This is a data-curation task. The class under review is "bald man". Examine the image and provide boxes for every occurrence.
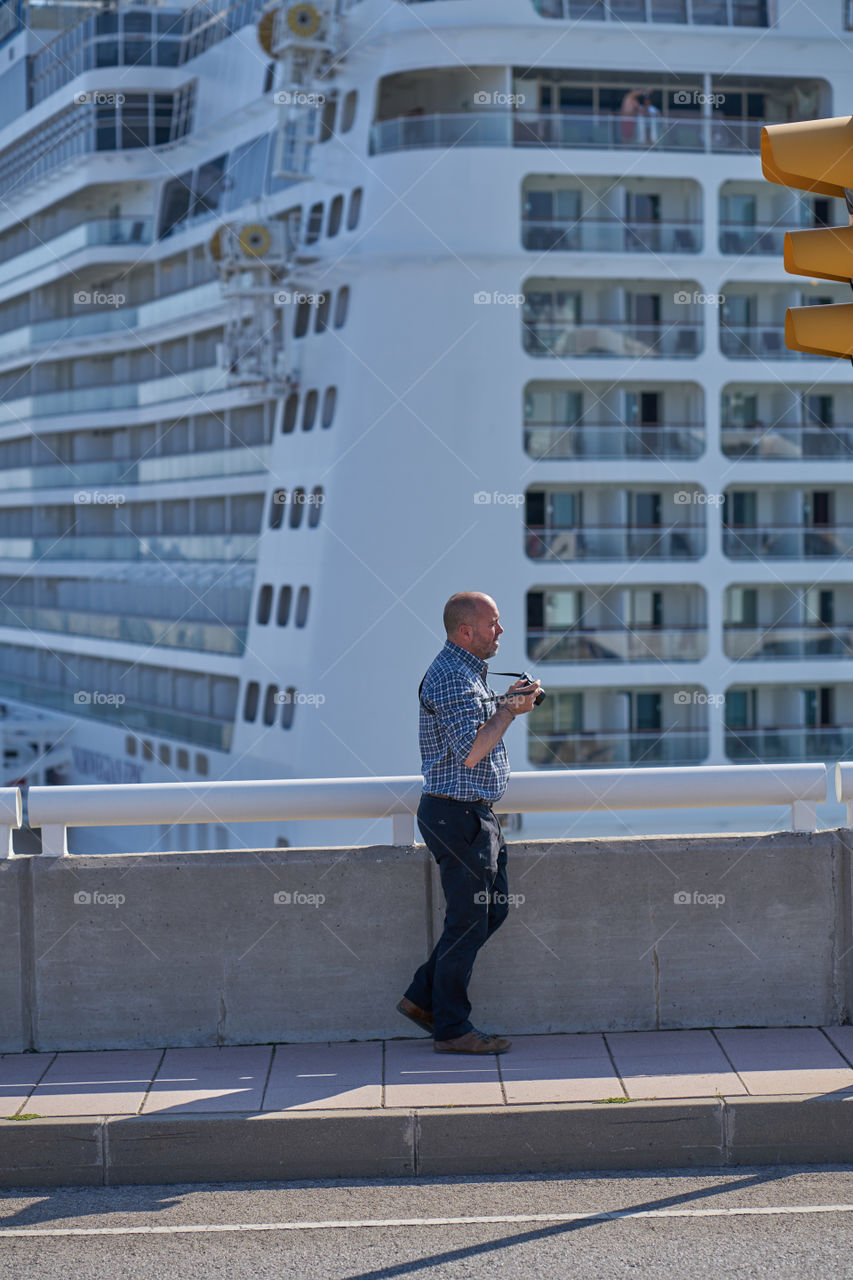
[398,592,541,1054]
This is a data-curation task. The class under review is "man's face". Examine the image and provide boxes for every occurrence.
[464,600,503,660]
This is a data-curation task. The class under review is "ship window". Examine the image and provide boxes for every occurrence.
[334,286,350,329]
[295,585,310,627]
[142,740,154,760]
[277,585,292,625]
[322,386,336,428]
[263,62,274,94]
[341,90,357,133]
[308,487,323,528]
[295,300,311,337]
[126,736,137,756]
[263,684,278,725]
[191,153,227,218]
[315,292,330,332]
[195,752,209,775]
[121,95,151,148]
[243,680,260,721]
[158,171,193,238]
[328,195,343,237]
[289,488,306,528]
[270,490,286,529]
[347,187,362,230]
[281,688,297,729]
[177,748,190,771]
[302,390,318,430]
[306,202,324,243]
[319,94,337,142]
[224,135,269,212]
[257,584,273,624]
[158,743,171,766]
[282,392,299,432]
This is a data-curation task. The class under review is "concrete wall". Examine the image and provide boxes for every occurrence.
[2,831,852,1052]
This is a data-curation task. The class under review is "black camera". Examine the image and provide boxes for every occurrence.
[519,670,547,706]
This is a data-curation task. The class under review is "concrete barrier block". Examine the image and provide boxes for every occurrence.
[0,861,24,1052]
[30,848,431,1049]
[416,1101,725,1174]
[105,1111,415,1184]
[0,1119,102,1187]
[725,1096,853,1166]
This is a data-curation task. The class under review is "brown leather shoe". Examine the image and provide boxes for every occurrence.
[434,1029,511,1054]
[397,997,434,1035]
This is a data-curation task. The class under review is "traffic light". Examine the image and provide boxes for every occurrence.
[761,115,853,359]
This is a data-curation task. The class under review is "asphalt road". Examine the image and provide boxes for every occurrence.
[2,1166,853,1279]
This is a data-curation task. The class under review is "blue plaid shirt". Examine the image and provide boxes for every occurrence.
[419,640,510,801]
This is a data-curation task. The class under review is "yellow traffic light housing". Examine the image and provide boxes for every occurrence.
[762,115,853,359]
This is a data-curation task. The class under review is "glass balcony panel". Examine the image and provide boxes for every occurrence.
[721,425,853,459]
[522,218,700,252]
[723,626,853,661]
[0,534,257,562]
[0,603,244,655]
[723,526,853,558]
[524,422,704,459]
[530,729,709,766]
[725,726,852,761]
[523,322,701,358]
[527,524,705,559]
[527,626,707,662]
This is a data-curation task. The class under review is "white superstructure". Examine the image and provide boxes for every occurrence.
[1,0,852,851]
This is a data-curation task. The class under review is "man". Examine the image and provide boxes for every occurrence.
[398,592,541,1055]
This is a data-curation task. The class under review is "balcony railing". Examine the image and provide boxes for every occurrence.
[523,322,701,358]
[721,424,853,459]
[724,625,853,661]
[525,422,704,459]
[0,445,270,492]
[522,218,701,254]
[719,224,787,255]
[527,625,707,663]
[530,728,709,767]
[370,112,762,156]
[723,525,853,559]
[527,524,706,560]
[0,534,257,562]
[0,603,245,655]
[0,367,228,424]
[533,0,769,23]
[721,325,803,359]
[726,726,853,762]
[0,217,154,290]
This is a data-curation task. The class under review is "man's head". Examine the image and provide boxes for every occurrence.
[443,592,503,660]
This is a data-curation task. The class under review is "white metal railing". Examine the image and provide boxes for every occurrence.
[10,763,829,856]
[835,763,853,827]
[0,789,22,856]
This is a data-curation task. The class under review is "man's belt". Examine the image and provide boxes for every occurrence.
[424,793,495,809]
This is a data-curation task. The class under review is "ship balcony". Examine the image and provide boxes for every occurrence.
[524,321,701,359]
[725,682,853,761]
[0,602,245,656]
[526,486,707,562]
[718,182,845,257]
[726,725,853,761]
[528,686,710,767]
[720,382,853,460]
[0,365,226,424]
[524,378,704,460]
[723,525,853,560]
[522,217,702,254]
[724,625,853,662]
[532,0,770,23]
[720,283,851,359]
[0,217,154,291]
[721,422,853,460]
[723,584,853,661]
[525,421,704,459]
[0,445,270,492]
[0,534,257,563]
[527,524,706,560]
[522,175,702,254]
[523,282,704,360]
[527,583,707,663]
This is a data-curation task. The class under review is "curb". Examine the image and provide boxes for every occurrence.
[2,1096,853,1186]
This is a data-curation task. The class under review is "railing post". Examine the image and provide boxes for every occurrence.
[392,812,415,846]
[791,801,817,833]
[0,788,22,858]
[40,824,69,857]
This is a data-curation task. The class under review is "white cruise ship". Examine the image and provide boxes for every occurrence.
[1,0,851,852]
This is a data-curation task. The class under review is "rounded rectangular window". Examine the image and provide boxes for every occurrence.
[289,488,306,528]
[142,740,154,761]
[177,748,190,770]
[322,386,336,428]
[126,736,137,756]
[282,391,299,433]
[277,584,293,626]
[295,301,311,338]
[308,486,323,528]
[158,743,171,766]
[263,684,278,725]
[256,583,273,624]
[295,585,310,627]
[315,292,330,333]
[347,188,362,230]
[269,489,286,528]
[281,687,297,729]
[319,95,336,142]
[306,201,324,243]
[328,194,343,237]
[243,680,260,721]
[302,389,318,430]
[334,286,350,329]
[195,752,209,775]
[341,90,357,133]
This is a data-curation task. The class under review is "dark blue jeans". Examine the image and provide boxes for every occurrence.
[404,793,509,1042]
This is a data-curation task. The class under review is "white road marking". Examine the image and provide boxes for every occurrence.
[3,1205,853,1237]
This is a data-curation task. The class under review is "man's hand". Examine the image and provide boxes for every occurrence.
[500,678,541,718]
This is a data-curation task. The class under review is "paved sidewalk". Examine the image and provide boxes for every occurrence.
[3,1028,853,1186]
[4,1027,853,1116]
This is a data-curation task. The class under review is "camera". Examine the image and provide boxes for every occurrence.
[518,670,546,706]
